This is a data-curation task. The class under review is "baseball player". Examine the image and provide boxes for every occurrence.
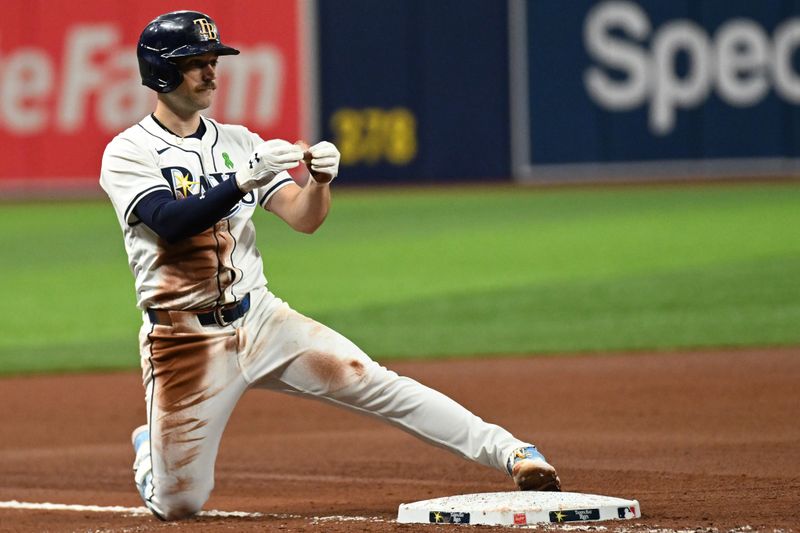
[100,10,560,521]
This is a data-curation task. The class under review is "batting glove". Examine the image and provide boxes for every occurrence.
[235,139,304,193]
[305,141,340,184]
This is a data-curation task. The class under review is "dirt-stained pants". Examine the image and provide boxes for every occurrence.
[136,287,528,520]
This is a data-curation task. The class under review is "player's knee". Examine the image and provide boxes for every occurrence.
[155,496,206,521]
[152,481,213,520]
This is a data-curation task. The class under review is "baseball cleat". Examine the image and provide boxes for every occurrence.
[132,425,149,454]
[507,446,561,491]
[131,425,153,502]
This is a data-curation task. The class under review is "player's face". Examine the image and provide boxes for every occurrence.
[166,53,220,113]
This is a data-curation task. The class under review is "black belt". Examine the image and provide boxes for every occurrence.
[147,293,251,327]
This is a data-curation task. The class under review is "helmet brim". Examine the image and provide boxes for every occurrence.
[163,42,240,59]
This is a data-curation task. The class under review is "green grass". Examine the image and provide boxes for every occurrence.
[1,183,799,374]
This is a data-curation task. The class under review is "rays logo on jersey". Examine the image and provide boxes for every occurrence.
[160,166,257,218]
[163,166,201,199]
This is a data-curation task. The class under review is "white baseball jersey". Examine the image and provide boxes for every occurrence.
[100,114,293,311]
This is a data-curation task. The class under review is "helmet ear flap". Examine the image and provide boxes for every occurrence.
[138,51,183,93]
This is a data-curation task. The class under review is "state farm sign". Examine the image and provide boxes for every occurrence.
[1,0,305,182]
[2,26,284,134]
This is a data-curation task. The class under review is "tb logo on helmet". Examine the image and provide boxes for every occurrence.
[193,18,217,41]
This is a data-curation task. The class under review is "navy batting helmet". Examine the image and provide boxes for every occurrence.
[137,10,240,93]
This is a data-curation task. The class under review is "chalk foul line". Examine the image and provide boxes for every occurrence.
[0,500,266,519]
[0,500,388,523]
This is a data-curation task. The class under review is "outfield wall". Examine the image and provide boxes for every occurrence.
[2,1,800,194]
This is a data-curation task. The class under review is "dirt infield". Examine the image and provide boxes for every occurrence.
[0,349,798,532]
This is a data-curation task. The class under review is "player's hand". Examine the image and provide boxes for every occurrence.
[303,141,340,184]
[235,139,304,193]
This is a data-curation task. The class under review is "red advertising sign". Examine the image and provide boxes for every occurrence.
[1,0,308,187]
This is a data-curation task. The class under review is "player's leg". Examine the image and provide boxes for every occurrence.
[240,293,559,489]
[132,315,249,520]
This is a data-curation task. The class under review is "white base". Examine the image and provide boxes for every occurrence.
[397,491,640,526]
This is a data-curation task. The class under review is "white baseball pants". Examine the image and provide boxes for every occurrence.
[135,287,528,520]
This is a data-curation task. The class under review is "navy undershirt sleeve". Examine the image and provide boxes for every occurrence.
[134,177,246,243]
